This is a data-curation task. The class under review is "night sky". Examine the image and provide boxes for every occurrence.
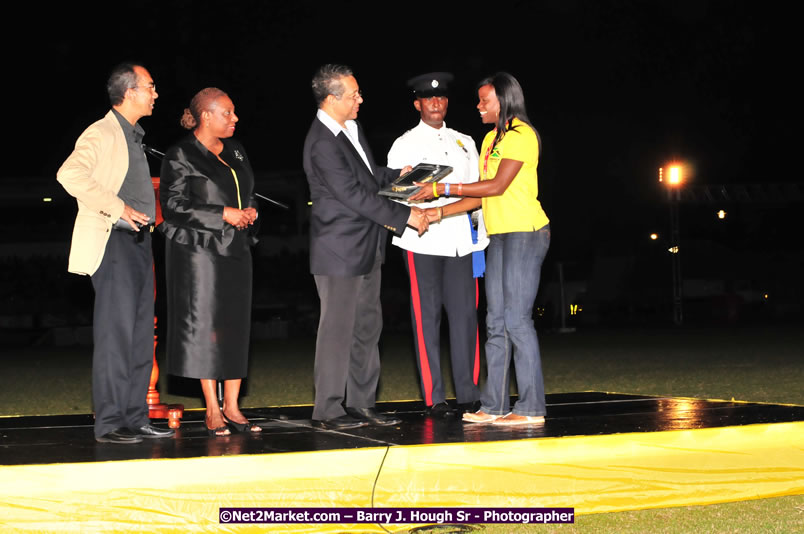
[7,1,799,262]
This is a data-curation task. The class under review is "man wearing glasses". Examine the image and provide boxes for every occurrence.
[303,64,429,429]
[57,62,174,444]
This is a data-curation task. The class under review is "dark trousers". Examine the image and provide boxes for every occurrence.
[312,250,383,421]
[90,229,154,438]
[404,250,480,406]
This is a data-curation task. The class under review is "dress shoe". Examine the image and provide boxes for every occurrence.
[96,428,143,444]
[312,415,369,430]
[130,423,175,439]
[426,402,455,418]
[346,407,402,426]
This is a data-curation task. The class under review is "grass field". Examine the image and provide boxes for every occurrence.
[3,325,800,414]
[1,324,802,533]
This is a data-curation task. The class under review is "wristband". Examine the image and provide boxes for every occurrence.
[433,182,439,198]
[457,183,463,196]
[445,183,451,197]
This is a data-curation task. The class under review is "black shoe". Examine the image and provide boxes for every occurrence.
[222,414,262,434]
[312,414,369,430]
[96,428,143,444]
[130,423,175,439]
[457,400,481,415]
[427,402,455,418]
[346,407,402,426]
[207,425,231,437]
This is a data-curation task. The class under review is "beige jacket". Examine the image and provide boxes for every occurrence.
[57,110,128,276]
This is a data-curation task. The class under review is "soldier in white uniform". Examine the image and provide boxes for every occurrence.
[388,72,488,417]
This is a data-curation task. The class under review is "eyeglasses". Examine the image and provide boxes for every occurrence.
[133,83,157,93]
[340,90,362,102]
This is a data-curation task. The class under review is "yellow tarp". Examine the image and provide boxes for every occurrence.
[1,421,802,532]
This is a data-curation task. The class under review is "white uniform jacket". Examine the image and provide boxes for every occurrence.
[387,120,488,257]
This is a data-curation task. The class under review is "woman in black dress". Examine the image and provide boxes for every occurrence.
[160,88,260,436]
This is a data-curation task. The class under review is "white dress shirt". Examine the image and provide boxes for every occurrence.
[316,109,372,174]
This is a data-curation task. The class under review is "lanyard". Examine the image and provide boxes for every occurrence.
[217,153,243,209]
[230,168,242,209]
[482,128,497,179]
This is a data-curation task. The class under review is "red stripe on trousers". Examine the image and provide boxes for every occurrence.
[473,277,480,385]
[407,250,434,405]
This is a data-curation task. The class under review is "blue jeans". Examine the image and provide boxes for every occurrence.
[480,227,550,416]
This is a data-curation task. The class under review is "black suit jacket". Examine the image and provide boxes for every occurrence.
[303,117,409,276]
[159,135,258,257]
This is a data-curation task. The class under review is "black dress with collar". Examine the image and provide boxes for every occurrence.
[159,135,258,379]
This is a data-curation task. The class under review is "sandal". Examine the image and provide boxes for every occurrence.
[206,425,231,437]
[223,414,262,433]
[462,410,506,423]
[491,413,545,426]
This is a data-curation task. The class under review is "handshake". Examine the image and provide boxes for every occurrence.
[397,166,446,236]
[405,206,445,236]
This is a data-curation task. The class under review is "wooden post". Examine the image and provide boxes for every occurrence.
[148,177,183,428]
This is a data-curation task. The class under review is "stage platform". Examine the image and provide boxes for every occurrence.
[2,392,803,532]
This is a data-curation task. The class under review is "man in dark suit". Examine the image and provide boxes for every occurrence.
[303,64,429,429]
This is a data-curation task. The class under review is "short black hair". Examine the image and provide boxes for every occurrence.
[311,64,353,106]
[106,62,142,106]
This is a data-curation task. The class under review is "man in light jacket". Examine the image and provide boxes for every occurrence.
[57,62,173,444]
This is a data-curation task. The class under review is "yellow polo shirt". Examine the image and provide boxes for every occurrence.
[480,118,549,234]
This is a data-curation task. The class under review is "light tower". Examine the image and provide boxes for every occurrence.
[659,164,684,325]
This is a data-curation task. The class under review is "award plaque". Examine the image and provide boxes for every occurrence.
[378,163,453,200]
